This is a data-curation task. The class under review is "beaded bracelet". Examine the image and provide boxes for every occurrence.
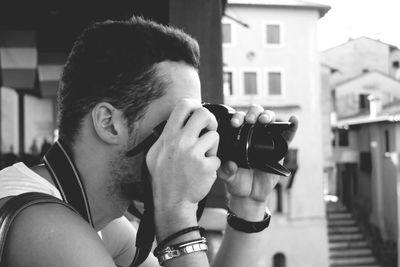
[154,226,205,256]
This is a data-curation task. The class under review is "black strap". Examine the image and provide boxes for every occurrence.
[43,140,94,227]
[42,140,149,266]
[0,192,79,265]
[42,139,207,267]
[130,164,155,266]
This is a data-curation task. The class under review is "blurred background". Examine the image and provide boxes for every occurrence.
[1,0,399,266]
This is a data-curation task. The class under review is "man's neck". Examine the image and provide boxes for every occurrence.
[72,142,129,230]
[34,142,129,231]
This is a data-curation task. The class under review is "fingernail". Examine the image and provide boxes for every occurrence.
[247,114,255,122]
[231,118,240,126]
[262,114,270,121]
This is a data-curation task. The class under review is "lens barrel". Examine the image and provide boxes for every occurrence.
[203,104,292,177]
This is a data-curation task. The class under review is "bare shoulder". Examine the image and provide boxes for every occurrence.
[2,202,115,267]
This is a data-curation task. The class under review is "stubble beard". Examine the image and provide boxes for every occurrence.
[108,148,145,204]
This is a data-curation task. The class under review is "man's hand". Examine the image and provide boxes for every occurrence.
[146,99,221,239]
[217,104,298,220]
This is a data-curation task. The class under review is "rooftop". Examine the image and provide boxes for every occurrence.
[334,70,400,88]
[228,0,331,17]
[336,101,400,128]
[321,36,399,53]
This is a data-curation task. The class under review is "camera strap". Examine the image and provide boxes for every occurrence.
[130,164,155,266]
[43,139,206,267]
[42,140,156,266]
[43,140,94,227]
[43,140,148,266]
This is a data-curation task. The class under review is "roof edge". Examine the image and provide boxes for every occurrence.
[227,1,331,18]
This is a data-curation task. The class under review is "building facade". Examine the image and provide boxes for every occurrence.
[334,105,400,266]
[334,71,400,118]
[222,1,330,266]
[322,37,400,266]
[321,36,400,86]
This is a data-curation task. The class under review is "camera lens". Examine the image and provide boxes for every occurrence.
[203,104,292,176]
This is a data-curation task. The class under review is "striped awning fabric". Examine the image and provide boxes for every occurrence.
[38,52,65,97]
[0,31,65,97]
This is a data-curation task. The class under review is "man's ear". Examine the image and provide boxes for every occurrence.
[91,102,126,145]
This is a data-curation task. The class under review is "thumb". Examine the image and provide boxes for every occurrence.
[217,161,238,182]
[282,115,299,144]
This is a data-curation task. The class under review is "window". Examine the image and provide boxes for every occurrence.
[273,253,286,267]
[338,130,349,147]
[222,19,235,46]
[275,184,282,213]
[266,25,280,44]
[243,72,257,95]
[264,23,282,46]
[223,71,233,96]
[222,23,232,44]
[359,94,369,110]
[385,130,390,153]
[268,72,282,96]
[360,152,372,172]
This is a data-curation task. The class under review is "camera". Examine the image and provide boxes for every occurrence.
[126,103,293,176]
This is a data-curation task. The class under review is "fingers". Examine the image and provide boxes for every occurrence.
[217,161,238,181]
[282,115,299,143]
[204,156,222,176]
[230,104,276,128]
[230,111,246,127]
[184,107,218,137]
[164,98,201,135]
[245,104,264,123]
[258,110,276,124]
[165,99,218,140]
[196,130,220,157]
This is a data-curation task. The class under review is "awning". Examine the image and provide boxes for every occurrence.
[0,30,37,90]
[0,31,64,97]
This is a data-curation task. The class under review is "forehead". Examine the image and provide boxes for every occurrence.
[138,61,201,138]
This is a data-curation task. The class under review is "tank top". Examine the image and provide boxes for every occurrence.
[0,162,62,200]
[0,162,137,265]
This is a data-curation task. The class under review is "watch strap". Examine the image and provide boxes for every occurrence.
[227,208,271,233]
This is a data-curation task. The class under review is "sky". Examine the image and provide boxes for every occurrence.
[314,0,400,51]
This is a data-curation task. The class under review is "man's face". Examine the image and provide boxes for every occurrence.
[136,60,202,143]
[114,60,201,201]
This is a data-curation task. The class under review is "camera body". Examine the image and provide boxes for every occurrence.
[203,104,292,176]
[127,103,292,176]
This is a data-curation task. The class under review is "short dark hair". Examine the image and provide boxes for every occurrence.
[58,17,200,144]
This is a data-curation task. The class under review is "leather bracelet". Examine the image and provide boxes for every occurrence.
[154,226,205,257]
[227,208,271,233]
[157,238,208,265]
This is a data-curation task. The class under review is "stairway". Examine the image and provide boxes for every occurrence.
[327,202,381,267]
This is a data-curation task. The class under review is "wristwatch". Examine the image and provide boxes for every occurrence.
[227,208,271,233]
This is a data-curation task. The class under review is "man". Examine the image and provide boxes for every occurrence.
[0,17,298,266]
